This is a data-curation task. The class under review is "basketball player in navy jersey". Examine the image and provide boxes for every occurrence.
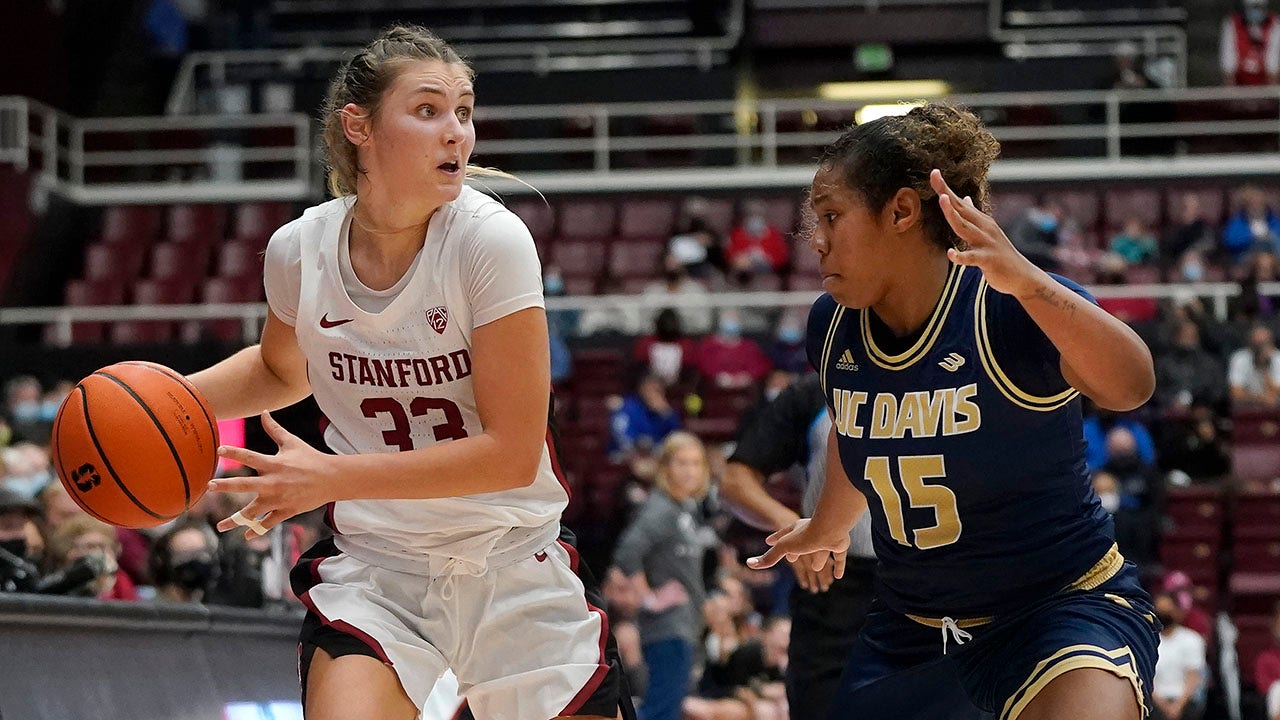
[747,104,1160,720]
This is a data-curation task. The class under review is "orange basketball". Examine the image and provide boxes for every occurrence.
[51,361,219,528]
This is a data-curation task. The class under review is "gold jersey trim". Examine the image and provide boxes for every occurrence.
[973,278,1079,412]
[860,264,966,371]
[903,544,1124,630]
[1001,643,1145,720]
[819,303,848,397]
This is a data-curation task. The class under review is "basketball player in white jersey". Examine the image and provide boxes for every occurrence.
[187,25,626,720]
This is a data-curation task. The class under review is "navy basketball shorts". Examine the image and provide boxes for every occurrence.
[830,564,1160,720]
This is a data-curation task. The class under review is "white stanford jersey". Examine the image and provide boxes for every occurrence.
[265,188,566,573]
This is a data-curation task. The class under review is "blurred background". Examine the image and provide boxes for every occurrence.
[2,1,1280,719]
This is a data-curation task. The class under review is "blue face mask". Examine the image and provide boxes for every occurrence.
[1183,264,1204,282]
[4,472,50,500]
[778,326,803,345]
[10,402,39,423]
[1247,7,1268,24]
[39,401,59,422]
[544,275,565,295]
[719,321,742,339]
[1036,215,1059,233]
[746,217,767,235]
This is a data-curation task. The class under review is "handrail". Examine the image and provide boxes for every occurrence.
[9,84,1280,203]
[5,283,1276,347]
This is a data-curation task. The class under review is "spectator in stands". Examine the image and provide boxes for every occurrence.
[543,263,579,337]
[545,267,574,384]
[1161,571,1212,639]
[148,520,220,604]
[1232,250,1280,323]
[1156,320,1228,411]
[1160,403,1231,481]
[1162,196,1216,271]
[1083,403,1156,472]
[696,311,773,389]
[1172,249,1209,285]
[634,309,698,389]
[1008,199,1064,271]
[46,515,137,600]
[1223,186,1280,262]
[610,374,683,462]
[1151,591,1207,720]
[1229,322,1280,407]
[0,488,42,593]
[1100,427,1160,567]
[4,376,53,445]
[1110,218,1158,265]
[767,311,809,376]
[686,616,791,720]
[0,442,53,500]
[641,264,714,336]
[1254,600,1280,720]
[727,200,789,280]
[612,432,718,720]
[1222,0,1280,86]
[667,208,726,284]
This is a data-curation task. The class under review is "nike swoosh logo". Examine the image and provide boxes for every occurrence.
[319,313,354,328]
[535,551,548,562]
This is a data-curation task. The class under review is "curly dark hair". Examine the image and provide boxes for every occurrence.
[805,103,1001,250]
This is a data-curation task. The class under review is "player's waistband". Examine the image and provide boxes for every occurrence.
[904,543,1124,629]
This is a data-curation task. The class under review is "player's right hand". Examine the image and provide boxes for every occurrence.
[746,518,849,580]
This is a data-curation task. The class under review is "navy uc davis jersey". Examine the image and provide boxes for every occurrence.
[806,264,1116,620]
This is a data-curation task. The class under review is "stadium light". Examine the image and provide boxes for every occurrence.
[817,80,950,102]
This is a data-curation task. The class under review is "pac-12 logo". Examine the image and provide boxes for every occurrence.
[425,306,449,334]
[71,463,101,492]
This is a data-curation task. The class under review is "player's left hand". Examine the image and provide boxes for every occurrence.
[209,412,336,539]
[930,169,1046,298]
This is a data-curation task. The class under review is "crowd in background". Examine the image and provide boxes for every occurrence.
[8,181,1280,718]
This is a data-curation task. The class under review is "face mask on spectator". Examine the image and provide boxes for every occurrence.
[0,538,27,559]
[1098,492,1120,514]
[718,319,742,340]
[1247,7,1267,24]
[1182,262,1203,282]
[746,216,767,235]
[544,273,565,296]
[171,557,218,592]
[3,472,50,500]
[1031,210,1058,233]
[10,402,39,423]
[777,325,803,345]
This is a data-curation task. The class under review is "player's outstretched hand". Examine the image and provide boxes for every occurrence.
[930,169,1045,298]
[209,412,336,539]
[746,518,850,580]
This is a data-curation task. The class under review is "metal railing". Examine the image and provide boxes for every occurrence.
[0,96,312,205]
[3,282,1275,348]
[8,84,1280,202]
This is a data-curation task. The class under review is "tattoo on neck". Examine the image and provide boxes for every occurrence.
[1032,284,1077,316]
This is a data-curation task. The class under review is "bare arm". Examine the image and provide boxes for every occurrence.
[1016,273,1156,411]
[720,461,801,532]
[931,170,1154,411]
[188,310,311,420]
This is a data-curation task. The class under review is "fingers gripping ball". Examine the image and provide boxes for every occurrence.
[51,362,219,528]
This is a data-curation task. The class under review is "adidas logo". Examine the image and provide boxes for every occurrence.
[938,352,966,372]
[836,349,860,372]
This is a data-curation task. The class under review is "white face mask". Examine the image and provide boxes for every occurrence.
[1099,492,1121,513]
